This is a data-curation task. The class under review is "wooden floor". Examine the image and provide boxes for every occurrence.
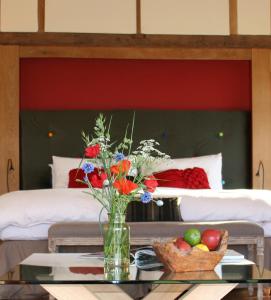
[223,287,271,299]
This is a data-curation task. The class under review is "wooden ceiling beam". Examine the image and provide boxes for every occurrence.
[0,32,271,48]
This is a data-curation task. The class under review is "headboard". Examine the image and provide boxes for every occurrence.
[20,110,251,190]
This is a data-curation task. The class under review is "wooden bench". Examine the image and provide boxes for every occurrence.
[48,220,264,269]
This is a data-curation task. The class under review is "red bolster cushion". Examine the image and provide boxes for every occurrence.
[153,167,210,189]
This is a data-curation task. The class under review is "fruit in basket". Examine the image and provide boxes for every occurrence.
[201,229,221,250]
[195,243,209,251]
[184,228,201,246]
[152,230,228,272]
[175,237,192,253]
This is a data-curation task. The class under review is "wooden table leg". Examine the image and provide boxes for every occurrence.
[179,283,238,300]
[142,284,191,300]
[42,283,239,300]
[41,284,133,300]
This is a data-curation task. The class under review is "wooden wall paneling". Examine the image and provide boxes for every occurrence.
[252,49,271,189]
[0,46,19,195]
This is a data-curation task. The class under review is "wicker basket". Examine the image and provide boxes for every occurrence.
[152,230,228,272]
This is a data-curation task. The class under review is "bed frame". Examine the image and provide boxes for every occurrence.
[20,110,251,190]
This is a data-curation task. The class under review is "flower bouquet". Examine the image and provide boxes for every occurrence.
[80,114,169,279]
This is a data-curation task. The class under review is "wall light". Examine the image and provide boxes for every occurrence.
[255,160,265,189]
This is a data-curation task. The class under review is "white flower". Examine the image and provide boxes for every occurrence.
[103,180,109,187]
[156,200,164,207]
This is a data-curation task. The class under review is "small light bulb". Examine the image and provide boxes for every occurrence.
[48,131,54,138]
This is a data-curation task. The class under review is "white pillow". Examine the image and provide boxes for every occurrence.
[51,155,137,188]
[146,153,223,190]
[52,156,87,188]
[48,164,55,187]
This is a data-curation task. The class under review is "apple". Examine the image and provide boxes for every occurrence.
[201,229,221,251]
[175,237,192,253]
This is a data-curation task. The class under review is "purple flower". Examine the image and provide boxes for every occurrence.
[140,191,152,204]
[82,162,94,174]
[114,152,125,162]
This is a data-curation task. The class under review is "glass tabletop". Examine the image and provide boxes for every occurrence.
[1,253,271,285]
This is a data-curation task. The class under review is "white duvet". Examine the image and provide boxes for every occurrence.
[1,187,271,240]
[0,188,106,240]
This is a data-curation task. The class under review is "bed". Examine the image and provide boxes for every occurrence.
[3,109,271,280]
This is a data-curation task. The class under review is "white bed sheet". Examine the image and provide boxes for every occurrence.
[0,224,49,240]
[178,188,271,223]
[1,187,271,240]
[0,188,107,237]
[260,222,271,237]
[4,221,271,241]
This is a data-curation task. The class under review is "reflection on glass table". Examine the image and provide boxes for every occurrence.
[0,253,270,300]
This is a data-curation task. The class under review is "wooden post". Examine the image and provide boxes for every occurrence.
[38,0,45,32]
[252,49,271,189]
[0,46,19,195]
[229,0,238,35]
[136,0,141,34]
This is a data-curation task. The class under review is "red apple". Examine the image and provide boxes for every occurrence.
[175,237,192,253]
[201,229,221,251]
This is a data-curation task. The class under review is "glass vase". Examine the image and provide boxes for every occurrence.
[103,213,130,280]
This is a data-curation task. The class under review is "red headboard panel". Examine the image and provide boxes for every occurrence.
[20,58,251,111]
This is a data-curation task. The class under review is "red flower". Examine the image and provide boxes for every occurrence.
[85,144,100,158]
[144,175,158,192]
[90,169,107,188]
[113,178,138,195]
[111,160,131,175]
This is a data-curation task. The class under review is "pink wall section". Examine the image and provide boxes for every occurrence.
[20,58,251,111]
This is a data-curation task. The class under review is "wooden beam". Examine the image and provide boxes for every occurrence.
[252,49,271,189]
[229,0,238,35]
[0,0,1,32]
[1,32,271,48]
[19,46,251,60]
[136,0,141,34]
[0,46,19,195]
[38,0,45,32]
